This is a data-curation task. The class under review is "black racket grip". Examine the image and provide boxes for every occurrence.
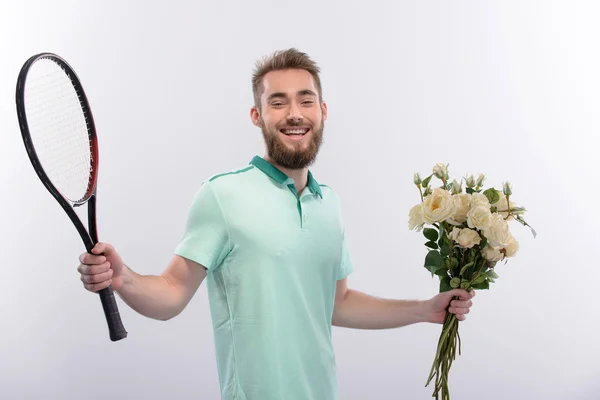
[98,285,128,341]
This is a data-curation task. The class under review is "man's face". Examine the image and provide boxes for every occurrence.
[251,69,327,170]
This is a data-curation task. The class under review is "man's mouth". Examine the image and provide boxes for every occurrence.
[280,127,310,136]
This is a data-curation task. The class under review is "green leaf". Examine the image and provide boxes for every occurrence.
[483,188,500,204]
[471,280,490,290]
[440,244,451,257]
[466,187,475,194]
[459,262,475,276]
[440,276,452,293]
[424,251,442,274]
[460,281,470,290]
[437,223,446,246]
[515,215,538,238]
[424,241,438,249]
[486,269,499,279]
[468,248,476,262]
[422,174,433,188]
[479,236,488,250]
[450,277,461,288]
[481,263,490,274]
[472,275,487,285]
[434,267,449,277]
[423,228,438,242]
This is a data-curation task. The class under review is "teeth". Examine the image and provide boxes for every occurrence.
[282,129,308,135]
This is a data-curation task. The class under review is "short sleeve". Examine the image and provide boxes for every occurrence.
[174,181,231,271]
[337,230,354,280]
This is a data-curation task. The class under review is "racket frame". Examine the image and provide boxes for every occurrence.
[15,52,128,342]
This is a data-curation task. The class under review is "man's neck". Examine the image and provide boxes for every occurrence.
[264,155,309,195]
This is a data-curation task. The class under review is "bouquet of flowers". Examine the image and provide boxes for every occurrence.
[408,163,536,400]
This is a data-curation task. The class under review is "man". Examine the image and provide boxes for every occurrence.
[77,48,474,400]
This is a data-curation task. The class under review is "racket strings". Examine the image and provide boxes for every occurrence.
[23,59,94,203]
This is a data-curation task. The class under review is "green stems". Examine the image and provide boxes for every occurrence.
[426,310,461,400]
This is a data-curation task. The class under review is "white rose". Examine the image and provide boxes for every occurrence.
[408,204,424,231]
[451,179,462,194]
[448,227,461,242]
[432,163,448,179]
[476,173,486,187]
[504,234,519,257]
[481,245,504,262]
[466,205,493,230]
[453,228,481,248]
[413,173,422,185]
[421,188,455,224]
[447,193,471,225]
[470,192,490,208]
[465,174,476,188]
[483,213,512,248]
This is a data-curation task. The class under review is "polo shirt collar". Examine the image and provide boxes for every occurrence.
[250,155,323,198]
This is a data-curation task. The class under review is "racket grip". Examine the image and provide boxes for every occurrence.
[98,285,128,341]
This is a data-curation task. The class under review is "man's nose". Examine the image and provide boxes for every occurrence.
[287,103,303,123]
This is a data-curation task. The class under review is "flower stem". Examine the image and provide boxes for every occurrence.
[469,257,488,284]
[426,304,462,399]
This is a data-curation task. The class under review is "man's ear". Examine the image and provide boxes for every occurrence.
[321,100,328,121]
[250,106,261,127]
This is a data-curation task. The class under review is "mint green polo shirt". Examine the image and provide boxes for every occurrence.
[174,156,353,400]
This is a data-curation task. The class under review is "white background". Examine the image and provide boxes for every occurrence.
[1,1,598,399]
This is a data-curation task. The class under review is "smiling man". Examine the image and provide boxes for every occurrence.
[76,48,475,400]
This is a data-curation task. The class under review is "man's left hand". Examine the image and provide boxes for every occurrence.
[426,289,476,324]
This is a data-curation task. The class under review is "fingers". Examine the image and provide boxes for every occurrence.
[454,313,467,321]
[78,244,113,292]
[77,258,110,274]
[448,298,473,320]
[457,289,475,300]
[451,299,473,309]
[80,265,113,284]
[91,242,114,256]
[449,306,470,315]
[79,252,106,266]
[80,263,112,293]
[83,279,112,293]
[448,305,469,321]
[448,288,475,301]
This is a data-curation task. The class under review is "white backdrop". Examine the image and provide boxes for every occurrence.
[1,1,598,399]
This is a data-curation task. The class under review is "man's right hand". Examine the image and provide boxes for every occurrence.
[78,243,125,292]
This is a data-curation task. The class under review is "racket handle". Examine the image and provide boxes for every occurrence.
[98,286,128,341]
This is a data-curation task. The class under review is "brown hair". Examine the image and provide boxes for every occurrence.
[252,48,323,110]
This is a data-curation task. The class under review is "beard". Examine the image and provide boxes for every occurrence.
[260,119,324,170]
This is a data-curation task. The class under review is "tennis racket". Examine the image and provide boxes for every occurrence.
[15,52,128,342]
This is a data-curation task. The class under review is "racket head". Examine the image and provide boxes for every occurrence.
[15,53,128,342]
[15,52,99,208]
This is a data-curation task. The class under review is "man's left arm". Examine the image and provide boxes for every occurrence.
[332,278,475,329]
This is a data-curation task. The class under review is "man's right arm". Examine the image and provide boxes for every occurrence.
[78,180,227,321]
[78,243,207,321]
[117,255,207,321]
